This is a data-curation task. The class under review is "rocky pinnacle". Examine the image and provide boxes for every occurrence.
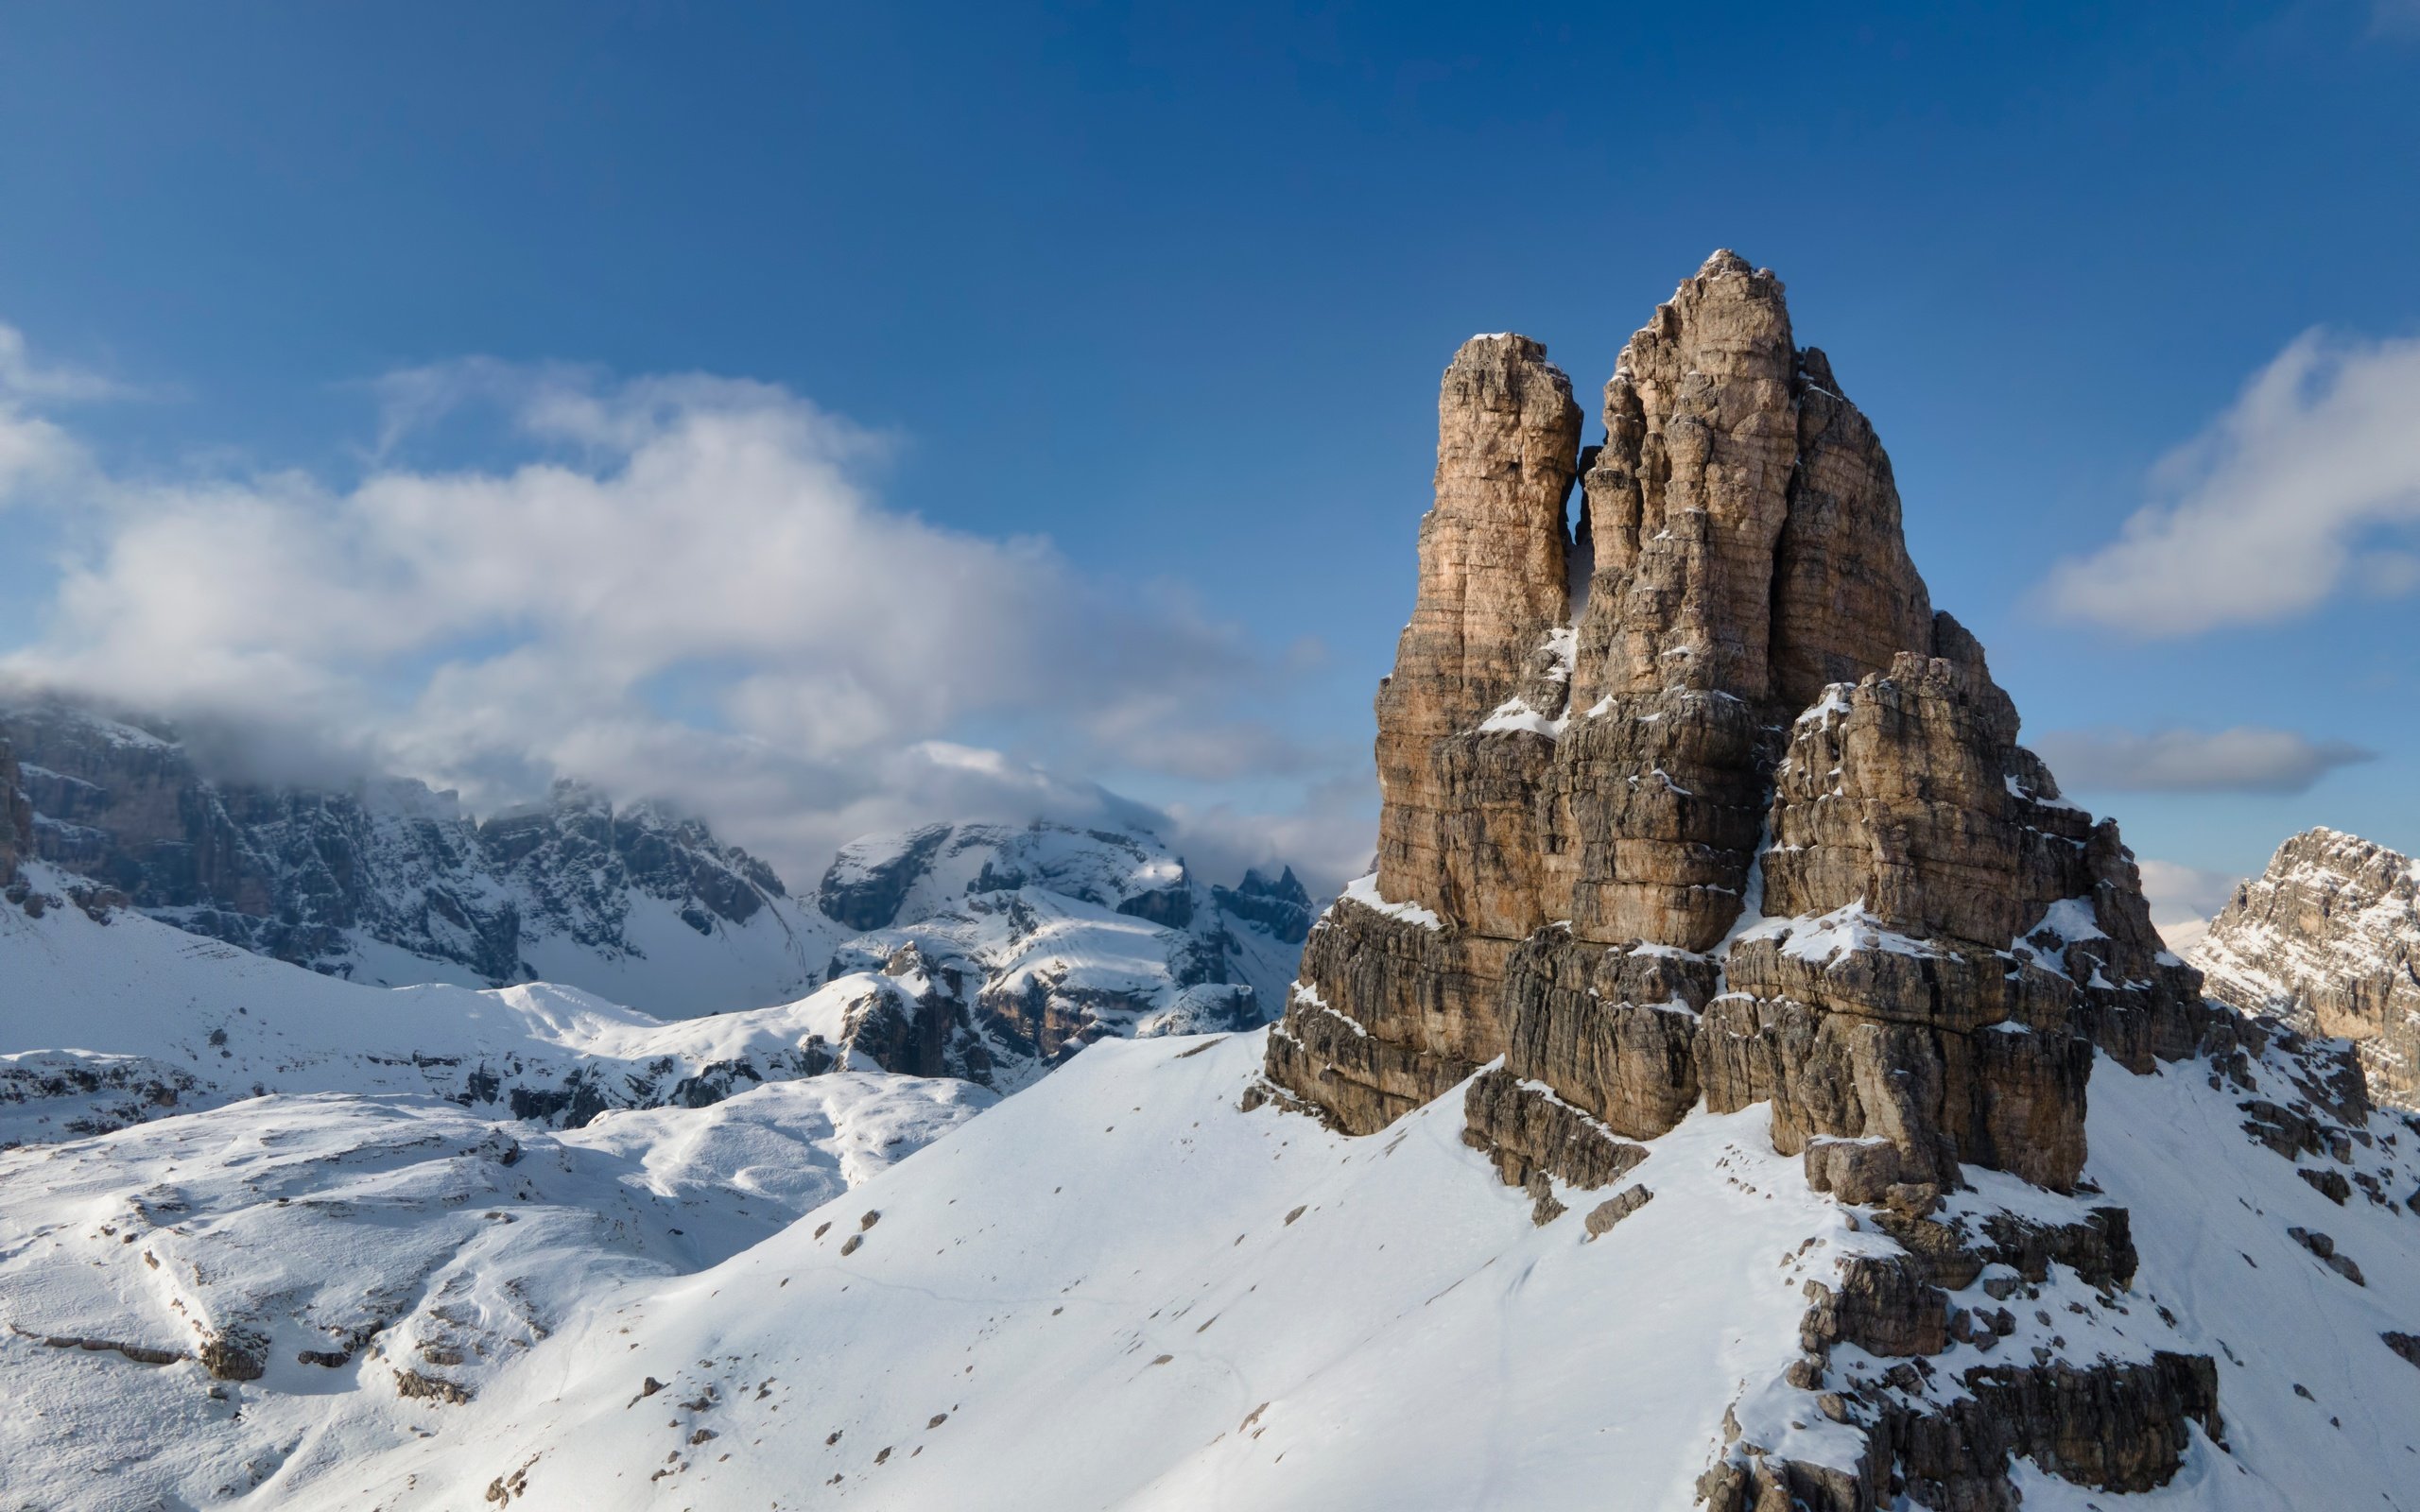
[2196,826,2420,1108]
[1260,251,2250,1509]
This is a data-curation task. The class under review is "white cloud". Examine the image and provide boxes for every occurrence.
[0,324,127,404]
[2135,859,2244,924]
[1,352,1330,886]
[2040,332,2420,635]
[0,321,107,507]
[1157,768,1380,903]
[0,407,81,506]
[2032,725,2375,795]
[2135,858,2246,954]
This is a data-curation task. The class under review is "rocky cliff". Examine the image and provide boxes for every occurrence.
[1,696,830,1014]
[1258,252,2287,1508]
[0,736,28,887]
[4,697,1305,1086]
[810,821,1302,1087]
[2195,827,2420,1108]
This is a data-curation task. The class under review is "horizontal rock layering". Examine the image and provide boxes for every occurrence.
[1262,250,2252,1507]
[1268,250,2211,1172]
[2195,826,2420,1108]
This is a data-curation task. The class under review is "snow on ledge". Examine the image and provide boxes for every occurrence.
[1793,683,1855,728]
[2004,772,2086,812]
[2030,896,2108,945]
[1475,627,1579,738]
[1737,900,1943,966]
[1340,874,1445,931]
[2008,895,2109,981]
[1288,980,1368,1037]
[1627,941,1706,962]
[1477,698,1565,737]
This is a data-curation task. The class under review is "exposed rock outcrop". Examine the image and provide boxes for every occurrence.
[4,700,1308,1050]
[1269,251,2208,1178]
[1212,866,1316,945]
[1,696,806,1008]
[0,736,29,888]
[819,823,955,931]
[1261,251,2240,1508]
[1709,637,2208,1193]
[1372,333,1582,935]
[2195,827,2420,1108]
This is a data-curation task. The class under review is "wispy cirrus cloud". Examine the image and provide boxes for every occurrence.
[0,324,130,404]
[2031,725,2375,795]
[0,321,113,507]
[2039,331,2420,636]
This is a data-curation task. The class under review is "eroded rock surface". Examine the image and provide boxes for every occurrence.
[0,737,29,887]
[2195,827,2420,1108]
[1261,250,2243,1507]
[1,696,804,1005]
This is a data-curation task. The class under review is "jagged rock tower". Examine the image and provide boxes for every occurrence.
[2197,826,2420,1108]
[1262,252,2244,1508]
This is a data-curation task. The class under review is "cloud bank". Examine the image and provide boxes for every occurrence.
[2031,725,2375,795]
[2040,332,2420,635]
[0,346,1374,892]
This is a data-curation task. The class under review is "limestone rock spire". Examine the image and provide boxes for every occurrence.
[1571,250,1802,707]
[1265,249,2211,1181]
[1372,334,1582,918]
[1256,249,2266,1512]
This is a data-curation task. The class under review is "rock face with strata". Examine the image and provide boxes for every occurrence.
[0,696,800,999]
[1263,251,2240,1507]
[4,701,1306,1043]
[0,737,28,887]
[2195,827,2420,1108]
[1373,333,1582,927]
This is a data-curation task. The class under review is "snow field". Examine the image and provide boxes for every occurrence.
[309,1032,1876,1511]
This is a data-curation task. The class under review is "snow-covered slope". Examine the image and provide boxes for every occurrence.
[1,865,955,1143]
[2083,1037,2420,1508]
[216,1033,1843,1509]
[4,696,845,1018]
[0,1076,991,1511]
[178,1020,2420,1512]
[4,700,1308,1052]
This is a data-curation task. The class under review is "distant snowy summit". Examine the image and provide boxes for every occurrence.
[1,696,821,1007]
[0,696,1308,1086]
[801,821,1306,1089]
[2194,825,2420,1109]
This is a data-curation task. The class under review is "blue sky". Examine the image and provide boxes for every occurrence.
[3,2,2417,915]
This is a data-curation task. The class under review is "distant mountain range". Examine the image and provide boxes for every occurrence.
[0,696,1311,1086]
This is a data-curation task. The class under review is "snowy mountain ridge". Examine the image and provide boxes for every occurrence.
[2194,826,2420,1110]
[3,695,841,1012]
[1,696,1308,1081]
